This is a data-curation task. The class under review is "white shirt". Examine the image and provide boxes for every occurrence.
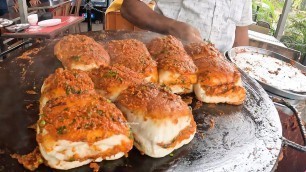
[141,0,253,52]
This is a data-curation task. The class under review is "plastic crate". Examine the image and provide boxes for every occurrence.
[105,10,142,31]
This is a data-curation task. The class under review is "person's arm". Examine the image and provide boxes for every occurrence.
[233,0,252,47]
[121,0,202,42]
[233,26,249,47]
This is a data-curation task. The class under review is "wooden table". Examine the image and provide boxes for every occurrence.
[28,0,70,11]
[0,11,35,55]
[0,16,83,60]
[1,16,84,39]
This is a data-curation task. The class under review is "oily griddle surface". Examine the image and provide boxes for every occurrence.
[0,31,282,172]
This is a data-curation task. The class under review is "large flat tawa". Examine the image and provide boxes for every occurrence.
[0,31,282,172]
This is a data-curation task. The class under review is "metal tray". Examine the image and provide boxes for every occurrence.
[0,31,282,172]
[0,18,13,27]
[227,46,306,100]
[5,23,30,33]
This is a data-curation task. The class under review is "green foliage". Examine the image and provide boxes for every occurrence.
[252,0,306,61]
[282,11,306,60]
[252,0,275,23]
[293,0,306,10]
[292,0,302,9]
[252,0,284,34]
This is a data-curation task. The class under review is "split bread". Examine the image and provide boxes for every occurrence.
[116,83,196,158]
[37,93,133,170]
[186,42,246,105]
[106,39,158,83]
[54,35,110,71]
[147,35,197,94]
[40,68,94,112]
[88,65,144,101]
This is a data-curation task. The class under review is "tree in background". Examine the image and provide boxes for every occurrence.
[252,0,284,35]
[292,0,306,10]
[282,10,306,62]
[252,0,306,62]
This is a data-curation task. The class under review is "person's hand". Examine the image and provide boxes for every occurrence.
[168,21,202,43]
[13,0,19,12]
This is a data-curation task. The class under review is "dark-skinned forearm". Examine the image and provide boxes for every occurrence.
[121,0,176,34]
[233,26,249,47]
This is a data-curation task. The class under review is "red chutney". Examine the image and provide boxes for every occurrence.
[106,39,157,77]
[147,35,185,57]
[185,42,222,60]
[38,93,131,143]
[117,83,193,121]
[147,35,197,74]
[42,68,94,99]
[54,35,110,69]
[195,56,241,87]
[88,65,144,93]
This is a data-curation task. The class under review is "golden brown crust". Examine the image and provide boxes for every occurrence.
[105,39,157,79]
[54,35,110,69]
[194,55,241,86]
[157,51,198,74]
[160,73,197,87]
[187,42,246,104]
[200,84,246,105]
[41,68,94,100]
[201,82,245,96]
[147,35,197,74]
[116,83,192,120]
[147,35,185,57]
[157,119,196,149]
[88,65,144,95]
[185,42,223,60]
[38,93,131,143]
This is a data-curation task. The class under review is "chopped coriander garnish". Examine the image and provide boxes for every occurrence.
[57,126,66,135]
[111,115,116,121]
[128,129,133,139]
[66,86,72,95]
[72,72,78,78]
[68,157,75,162]
[71,55,81,61]
[84,123,93,129]
[117,77,123,82]
[104,70,118,78]
[75,90,82,94]
[65,86,81,95]
[97,110,103,115]
[70,119,76,125]
[39,120,46,126]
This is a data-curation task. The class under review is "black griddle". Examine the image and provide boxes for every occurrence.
[0,31,282,172]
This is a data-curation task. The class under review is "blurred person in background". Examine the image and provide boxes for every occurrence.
[0,0,8,16]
